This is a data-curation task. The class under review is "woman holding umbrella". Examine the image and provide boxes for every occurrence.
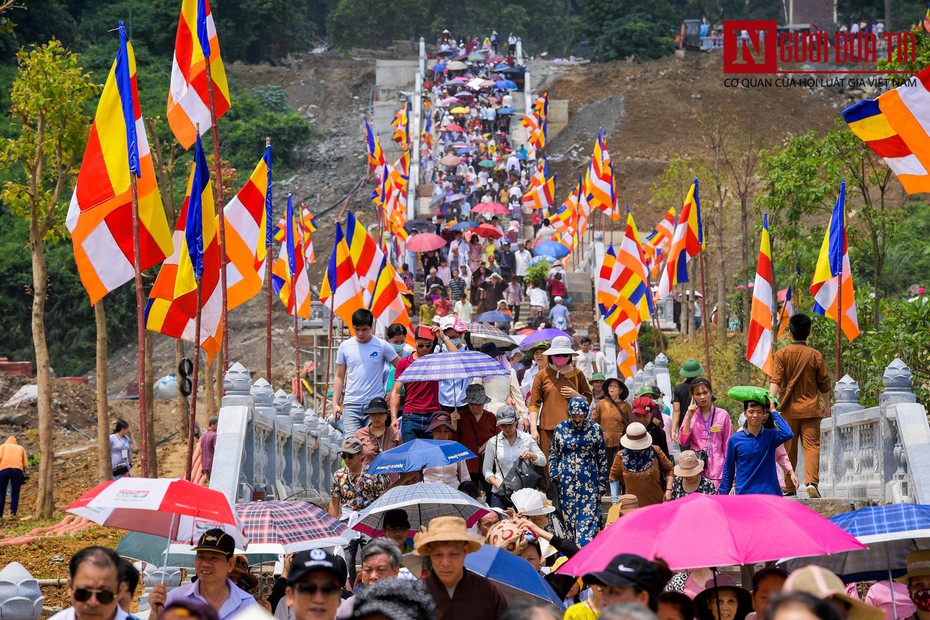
[591,378,632,504]
[549,396,607,546]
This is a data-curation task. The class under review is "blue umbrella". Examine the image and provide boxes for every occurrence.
[368,439,475,476]
[528,255,550,266]
[451,221,478,231]
[396,351,509,382]
[466,545,564,608]
[456,146,475,154]
[496,80,518,89]
[475,311,513,323]
[497,107,515,115]
[433,62,447,73]
[515,153,527,161]
[493,63,510,71]
[534,241,571,259]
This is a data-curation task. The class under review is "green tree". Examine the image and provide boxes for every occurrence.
[0,40,96,517]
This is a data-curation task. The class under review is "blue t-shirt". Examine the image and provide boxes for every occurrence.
[719,410,793,495]
[336,337,398,404]
[549,304,570,330]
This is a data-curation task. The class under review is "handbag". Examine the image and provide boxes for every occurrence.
[112,464,130,477]
[501,458,543,496]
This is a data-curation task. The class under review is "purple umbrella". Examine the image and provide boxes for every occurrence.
[518,328,571,352]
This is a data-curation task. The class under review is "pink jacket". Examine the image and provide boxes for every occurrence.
[678,406,732,488]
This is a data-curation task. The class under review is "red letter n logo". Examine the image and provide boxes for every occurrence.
[723,20,777,73]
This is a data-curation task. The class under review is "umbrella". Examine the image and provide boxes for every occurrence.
[447,193,467,202]
[475,311,513,323]
[403,218,434,233]
[406,233,447,253]
[467,322,518,350]
[466,545,564,609]
[367,439,475,476]
[444,124,464,133]
[497,107,515,115]
[529,255,559,266]
[450,106,470,114]
[352,483,489,537]
[519,328,570,351]
[496,80,518,90]
[493,63,510,71]
[66,477,243,547]
[455,91,475,99]
[782,504,930,583]
[556,493,866,575]
[440,96,459,106]
[440,154,461,167]
[450,76,470,83]
[395,351,509,383]
[472,202,510,215]
[433,62,447,73]
[534,241,571,259]
[468,52,486,61]
[447,60,467,71]
[115,532,277,569]
[480,79,497,88]
[451,221,479,231]
[475,224,504,238]
[438,49,455,57]
[235,500,350,554]
[456,146,475,154]
[478,159,497,168]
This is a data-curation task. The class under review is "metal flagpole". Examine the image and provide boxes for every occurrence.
[129,174,150,477]
[835,273,842,381]
[185,284,203,481]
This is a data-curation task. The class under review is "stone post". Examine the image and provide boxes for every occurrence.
[419,37,426,77]
[250,377,275,498]
[881,359,916,503]
[654,353,673,409]
[824,374,861,497]
[880,359,916,407]
[516,37,523,65]
[0,562,44,620]
[524,70,532,123]
[211,363,255,505]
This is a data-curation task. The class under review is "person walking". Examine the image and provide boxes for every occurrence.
[109,420,132,479]
[0,436,27,518]
[669,450,718,499]
[457,384,499,494]
[483,405,546,509]
[549,397,608,546]
[528,336,592,457]
[671,359,702,443]
[769,313,831,498]
[391,325,443,443]
[609,422,674,508]
[199,418,217,483]
[333,309,399,437]
[677,378,731,490]
[591,379,632,504]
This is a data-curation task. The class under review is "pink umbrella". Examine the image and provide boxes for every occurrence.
[557,494,866,574]
[406,233,447,253]
[472,202,510,215]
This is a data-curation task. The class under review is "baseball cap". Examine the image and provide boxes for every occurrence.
[495,405,517,425]
[341,437,364,455]
[365,397,389,415]
[583,553,660,593]
[192,528,235,558]
[286,548,348,586]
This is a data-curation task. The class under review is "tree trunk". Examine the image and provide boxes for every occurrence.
[205,357,216,418]
[176,340,189,437]
[740,195,751,338]
[715,206,727,342]
[95,300,111,482]
[215,353,224,412]
[144,331,157,476]
[31,224,54,518]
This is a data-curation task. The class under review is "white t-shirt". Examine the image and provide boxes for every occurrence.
[336,337,398,404]
[576,351,597,378]
[528,286,548,308]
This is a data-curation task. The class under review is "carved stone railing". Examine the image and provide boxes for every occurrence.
[624,354,672,406]
[820,359,930,503]
[210,362,342,505]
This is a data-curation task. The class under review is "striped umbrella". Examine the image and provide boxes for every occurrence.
[467,322,517,350]
[235,500,350,554]
[352,483,489,537]
[395,351,508,382]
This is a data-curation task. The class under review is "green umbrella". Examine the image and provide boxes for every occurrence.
[478,160,497,168]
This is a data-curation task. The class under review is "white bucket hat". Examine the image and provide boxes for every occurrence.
[620,422,653,450]
[542,336,577,356]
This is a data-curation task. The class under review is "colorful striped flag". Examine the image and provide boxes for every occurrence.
[523,174,556,212]
[610,212,654,378]
[777,286,794,340]
[532,92,549,120]
[647,206,677,252]
[167,0,230,149]
[746,213,774,375]
[810,180,859,340]
[67,23,174,305]
[365,119,386,174]
[391,101,410,150]
[597,244,622,320]
[843,65,930,194]
[145,133,223,361]
[587,130,618,220]
[657,179,703,299]
[271,194,311,318]
[319,222,364,331]
[224,145,272,311]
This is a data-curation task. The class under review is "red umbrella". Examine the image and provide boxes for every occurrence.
[406,233,447,252]
[444,124,464,132]
[472,202,510,215]
[475,224,503,239]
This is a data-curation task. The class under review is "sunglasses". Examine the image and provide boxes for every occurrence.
[294,582,341,597]
[342,452,358,459]
[74,588,116,604]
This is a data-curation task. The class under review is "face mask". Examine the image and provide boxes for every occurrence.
[914,589,930,612]
[552,355,570,367]
[392,344,406,354]
[449,338,461,347]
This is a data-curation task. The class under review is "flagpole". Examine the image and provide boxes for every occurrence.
[265,138,273,383]
[204,60,230,375]
[320,297,336,425]
[835,273,842,381]
[129,175,150,477]
[185,283,203,481]
[291,202,302,403]
[698,251,713,386]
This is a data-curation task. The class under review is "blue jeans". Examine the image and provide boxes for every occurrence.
[401,412,433,444]
[341,402,369,437]
[0,468,24,517]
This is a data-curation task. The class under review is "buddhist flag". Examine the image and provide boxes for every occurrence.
[777,286,794,340]
[271,194,311,318]
[657,179,703,299]
[145,133,223,361]
[810,180,860,340]
[647,206,677,252]
[224,145,272,311]
[523,174,556,212]
[168,0,230,149]
[365,119,386,174]
[533,92,549,120]
[746,213,774,375]
[587,130,618,220]
[319,222,364,332]
[67,23,173,305]
[611,212,654,378]
[391,101,410,150]
[597,244,622,320]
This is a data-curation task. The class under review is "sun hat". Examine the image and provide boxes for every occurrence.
[427,412,455,433]
[351,577,436,620]
[694,575,753,620]
[486,520,527,553]
[680,359,704,378]
[865,581,916,620]
[287,548,348,586]
[675,450,706,477]
[605,494,640,525]
[584,553,661,594]
[414,516,484,555]
[439,315,468,333]
[192,528,235,558]
[603,378,630,401]
[365,397,390,415]
[786,566,885,620]
[495,405,517,425]
[898,550,930,583]
[590,373,606,382]
[554,295,563,303]
[511,488,555,516]
[341,437,364,455]
[463,383,492,405]
[543,336,577,356]
[620,422,653,450]
[636,384,661,398]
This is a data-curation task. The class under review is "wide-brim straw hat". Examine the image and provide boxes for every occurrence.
[787,566,884,620]
[414,516,484,556]
[694,575,753,620]
[897,550,930,583]
[543,336,577,356]
[675,450,706,477]
[603,378,630,401]
[620,422,653,450]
